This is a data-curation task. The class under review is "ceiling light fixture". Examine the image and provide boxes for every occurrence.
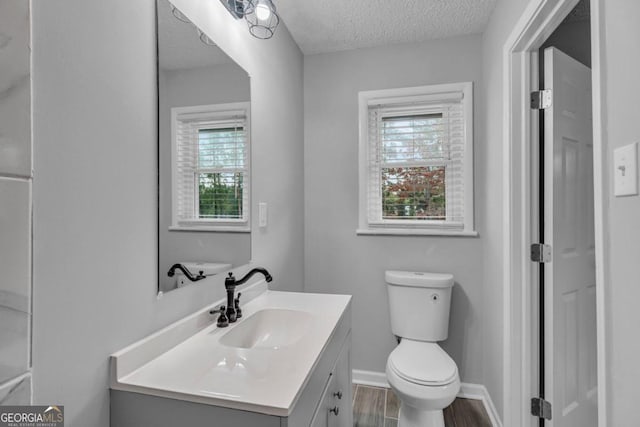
[255,2,271,21]
[218,0,280,40]
[219,0,245,19]
[244,0,280,39]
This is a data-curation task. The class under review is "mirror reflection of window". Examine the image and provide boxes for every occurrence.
[172,103,250,230]
[198,129,246,220]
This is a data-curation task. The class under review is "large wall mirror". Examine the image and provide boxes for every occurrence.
[157,0,251,294]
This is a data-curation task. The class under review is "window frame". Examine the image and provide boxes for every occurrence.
[357,82,477,237]
[170,102,251,233]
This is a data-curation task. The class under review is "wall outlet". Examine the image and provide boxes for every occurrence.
[614,142,638,197]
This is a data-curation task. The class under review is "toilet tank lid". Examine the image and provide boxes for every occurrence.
[385,271,454,288]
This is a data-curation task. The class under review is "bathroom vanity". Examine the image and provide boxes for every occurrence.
[110,281,352,427]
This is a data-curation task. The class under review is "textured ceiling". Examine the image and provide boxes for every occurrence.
[275,0,498,54]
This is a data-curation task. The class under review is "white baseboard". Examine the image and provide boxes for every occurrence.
[352,369,390,388]
[353,370,502,427]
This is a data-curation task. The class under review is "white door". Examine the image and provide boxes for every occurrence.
[544,47,597,426]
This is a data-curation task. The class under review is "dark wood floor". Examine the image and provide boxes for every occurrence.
[352,385,492,427]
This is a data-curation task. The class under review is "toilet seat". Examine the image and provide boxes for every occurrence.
[388,340,458,387]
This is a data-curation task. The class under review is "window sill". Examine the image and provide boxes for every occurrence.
[169,226,251,233]
[356,228,479,237]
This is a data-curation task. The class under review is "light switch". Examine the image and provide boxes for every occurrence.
[614,143,638,197]
[259,202,268,227]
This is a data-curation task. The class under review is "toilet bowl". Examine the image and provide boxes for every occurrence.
[386,340,460,427]
[384,271,460,427]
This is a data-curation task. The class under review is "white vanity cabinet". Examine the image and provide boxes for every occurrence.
[110,288,352,427]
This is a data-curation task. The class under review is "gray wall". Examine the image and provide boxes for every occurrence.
[158,63,251,292]
[303,35,486,385]
[601,0,640,424]
[0,0,32,403]
[31,0,303,426]
[480,0,532,419]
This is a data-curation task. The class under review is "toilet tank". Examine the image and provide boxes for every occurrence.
[386,271,454,342]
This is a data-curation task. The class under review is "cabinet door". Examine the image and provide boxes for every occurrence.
[330,337,352,427]
[310,335,352,427]
[310,373,335,427]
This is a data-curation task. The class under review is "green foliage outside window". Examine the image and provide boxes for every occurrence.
[198,173,244,219]
[197,126,245,220]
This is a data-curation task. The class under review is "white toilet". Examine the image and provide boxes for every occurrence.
[385,270,460,427]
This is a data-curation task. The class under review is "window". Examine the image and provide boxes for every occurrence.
[358,83,476,236]
[171,102,250,232]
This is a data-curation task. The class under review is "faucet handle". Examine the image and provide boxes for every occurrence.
[234,293,242,319]
[210,305,229,328]
[225,272,236,289]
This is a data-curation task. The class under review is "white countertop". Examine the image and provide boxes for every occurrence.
[110,285,351,416]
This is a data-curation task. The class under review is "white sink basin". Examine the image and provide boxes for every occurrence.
[111,284,351,417]
[219,309,313,349]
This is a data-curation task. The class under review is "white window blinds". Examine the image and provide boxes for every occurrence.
[172,103,250,229]
[359,83,474,234]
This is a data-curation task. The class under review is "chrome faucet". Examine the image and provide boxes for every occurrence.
[224,268,273,323]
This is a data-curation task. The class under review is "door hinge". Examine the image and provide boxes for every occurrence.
[530,89,553,109]
[531,397,552,420]
[531,243,552,263]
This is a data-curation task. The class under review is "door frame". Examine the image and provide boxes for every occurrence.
[502,1,608,426]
